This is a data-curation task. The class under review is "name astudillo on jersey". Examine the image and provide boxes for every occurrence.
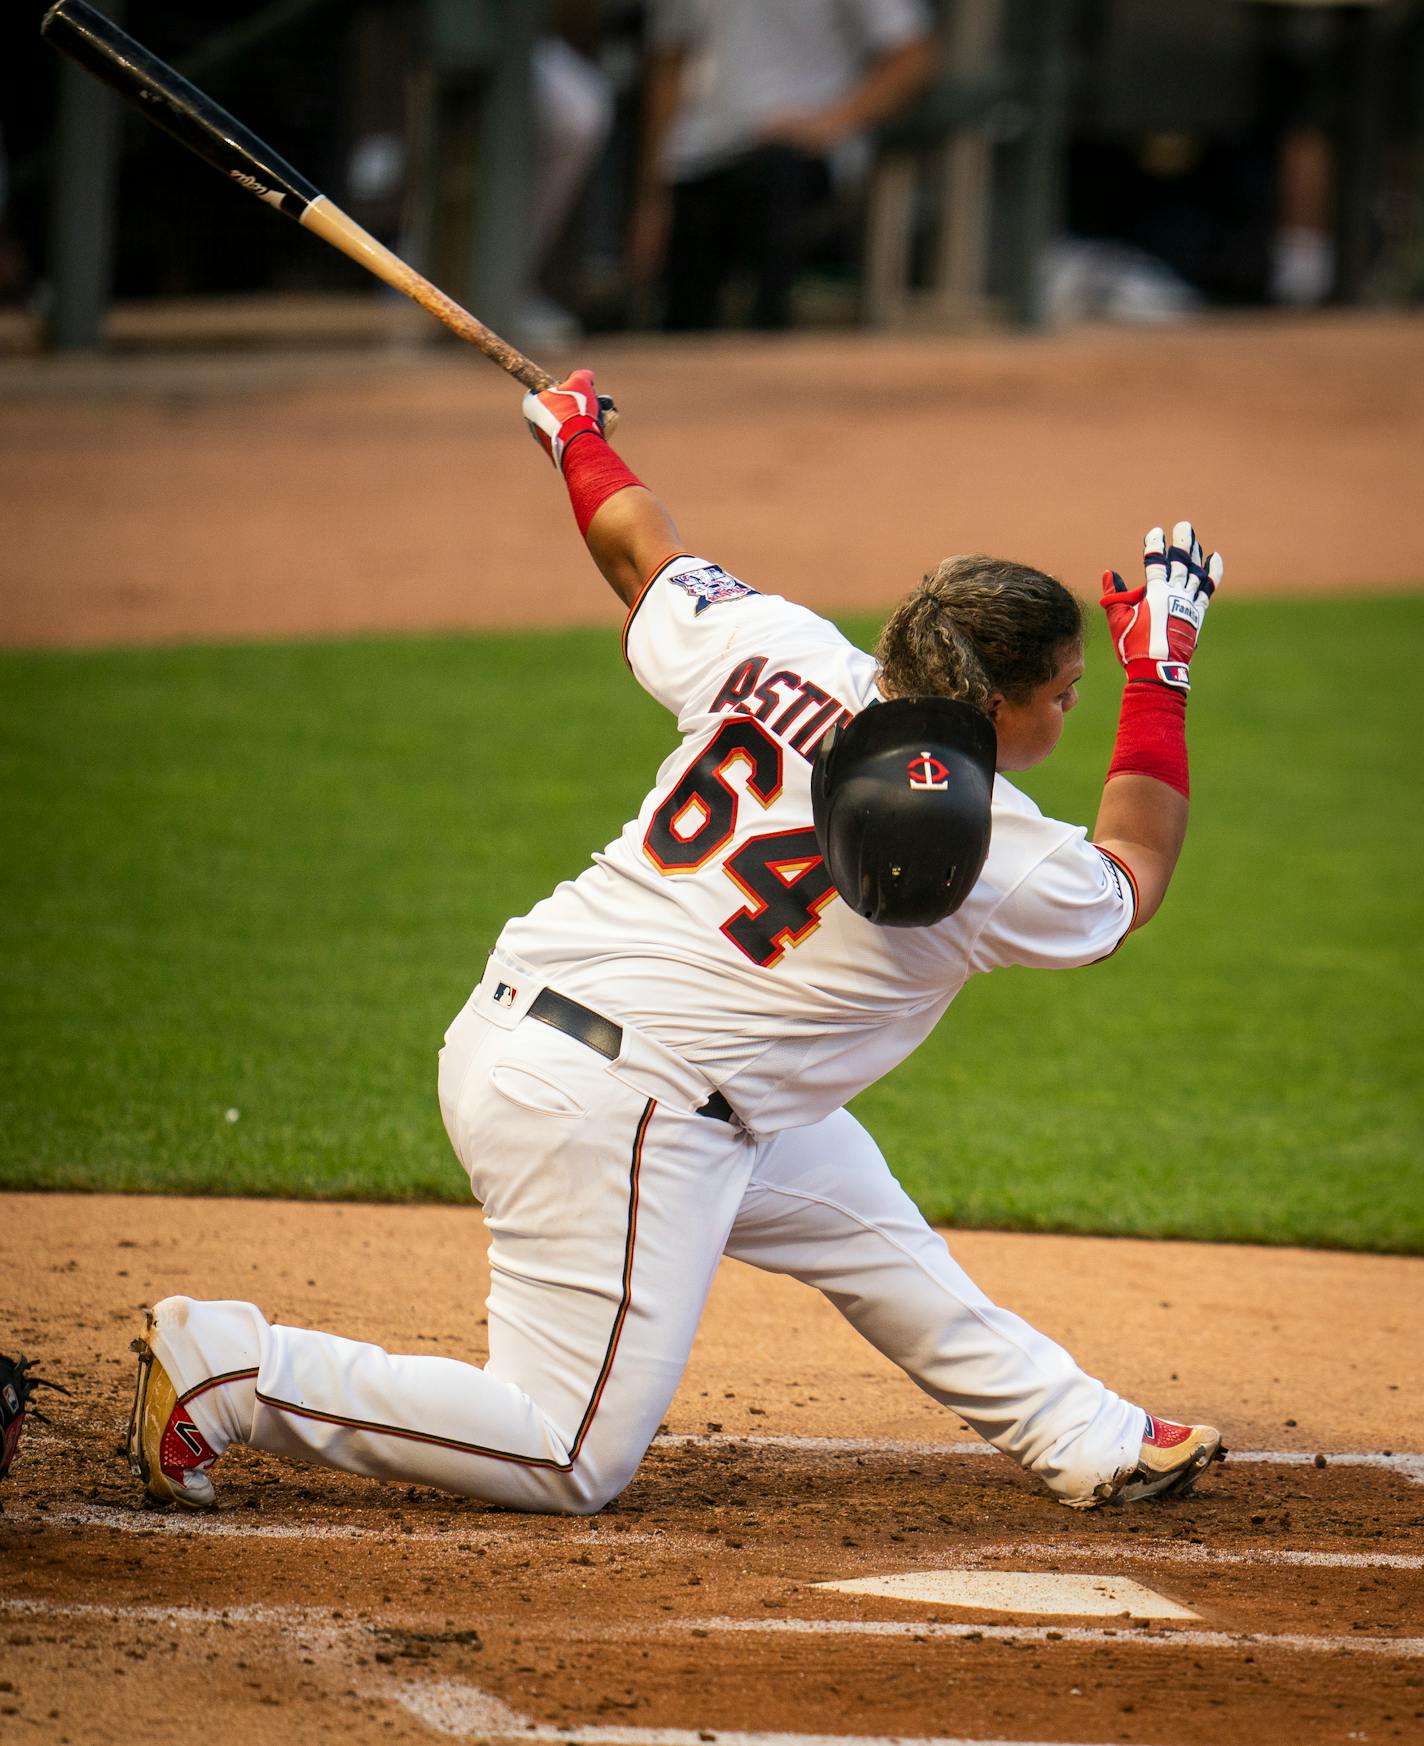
[666,565,857,762]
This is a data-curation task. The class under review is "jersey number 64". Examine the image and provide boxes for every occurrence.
[643,717,838,968]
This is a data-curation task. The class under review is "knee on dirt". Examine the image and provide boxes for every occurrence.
[516,1446,640,1515]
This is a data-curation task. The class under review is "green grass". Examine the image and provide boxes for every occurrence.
[2,597,1420,1250]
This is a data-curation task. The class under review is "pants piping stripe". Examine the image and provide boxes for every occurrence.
[571,1097,650,1453]
[253,1098,656,1474]
[178,1367,259,1408]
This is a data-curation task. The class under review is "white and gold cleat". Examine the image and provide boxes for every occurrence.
[126,1316,218,1510]
[1076,1413,1225,1510]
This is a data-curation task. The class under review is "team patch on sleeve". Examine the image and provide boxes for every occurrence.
[669,564,758,615]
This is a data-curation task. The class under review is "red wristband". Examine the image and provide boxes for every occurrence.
[562,430,645,537]
[1106,680,1189,799]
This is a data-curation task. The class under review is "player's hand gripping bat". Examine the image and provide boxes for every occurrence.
[40,0,616,423]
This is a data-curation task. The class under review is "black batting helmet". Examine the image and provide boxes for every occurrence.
[811,696,997,928]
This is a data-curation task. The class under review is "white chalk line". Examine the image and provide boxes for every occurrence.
[676,1617,1424,1659]
[957,1539,1423,1572]
[7,1498,1416,1571]
[0,1604,1128,1746]
[2,1498,675,1547]
[660,1433,1424,1485]
[7,1595,1419,1664]
[0,1598,331,1628]
[393,1675,1128,1746]
[409,1723,1124,1746]
[6,1596,1417,1746]
[8,1443,1421,1572]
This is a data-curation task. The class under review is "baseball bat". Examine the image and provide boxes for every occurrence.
[39,0,557,393]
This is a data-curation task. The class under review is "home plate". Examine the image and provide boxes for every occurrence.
[816,1571,1199,1620]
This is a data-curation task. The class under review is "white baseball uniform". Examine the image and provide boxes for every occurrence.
[151,556,1146,1511]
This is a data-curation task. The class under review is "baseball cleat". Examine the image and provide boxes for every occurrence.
[126,1317,218,1510]
[1077,1413,1225,1509]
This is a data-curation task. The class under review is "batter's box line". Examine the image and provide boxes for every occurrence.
[659,1433,1424,1485]
[957,1538,1423,1572]
[8,1499,1417,1571]
[0,1498,692,1547]
[673,1616,1424,1659]
[0,1605,1158,1746]
[395,1671,1147,1746]
[4,1601,1415,1743]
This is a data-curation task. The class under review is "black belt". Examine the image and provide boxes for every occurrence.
[526,987,734,1124]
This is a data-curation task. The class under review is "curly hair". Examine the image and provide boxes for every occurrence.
[875,556,1084,709]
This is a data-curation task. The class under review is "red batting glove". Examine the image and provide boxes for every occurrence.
[1101,520,1223,692]
[522,368,615,472]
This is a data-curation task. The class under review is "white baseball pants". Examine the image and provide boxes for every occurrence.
[152,970,1145,1511]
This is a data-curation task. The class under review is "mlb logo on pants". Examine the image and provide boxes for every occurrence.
[494,982,517,1007]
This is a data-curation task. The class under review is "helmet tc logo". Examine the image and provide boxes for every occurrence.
[907,752,949,791]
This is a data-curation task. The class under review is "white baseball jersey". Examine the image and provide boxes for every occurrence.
[648,0,933,184]
[498,556,1134,1134]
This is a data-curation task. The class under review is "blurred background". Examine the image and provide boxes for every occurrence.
[4,0,1424,354]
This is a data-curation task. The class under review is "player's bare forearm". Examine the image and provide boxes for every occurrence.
[584,486,683,607]
[628,52,685,288]
[522,372,680,606]
[766,36,936,151]
[828,36,937,135]
[638,52,685,189]
[1093,774,1187,931]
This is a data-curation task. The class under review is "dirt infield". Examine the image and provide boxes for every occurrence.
[3,312,1424,649]
[4,314,1423,1744]
[4,1195,1423,1745]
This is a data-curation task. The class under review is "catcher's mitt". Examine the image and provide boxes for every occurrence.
[0,1352,68,1480]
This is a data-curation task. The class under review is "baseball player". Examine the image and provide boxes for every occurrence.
[127,370,1225,1516]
